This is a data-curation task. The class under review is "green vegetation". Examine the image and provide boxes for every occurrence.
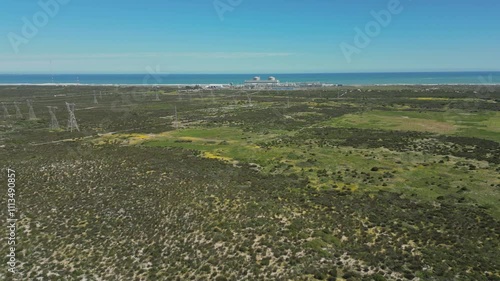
[322,109,500,142]
[1,85,499,280]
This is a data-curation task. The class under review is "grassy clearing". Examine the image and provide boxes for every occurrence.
[321,110,500,142]
[143,127,290,168]
[107,126,500,218]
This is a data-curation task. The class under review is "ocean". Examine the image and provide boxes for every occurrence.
[0,72,499,86]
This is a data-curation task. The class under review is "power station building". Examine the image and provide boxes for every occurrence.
[244,76,280,88]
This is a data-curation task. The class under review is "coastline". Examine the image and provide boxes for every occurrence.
[0,72,498,87]
[0,83,499,87]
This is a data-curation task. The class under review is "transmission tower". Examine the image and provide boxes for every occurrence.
[47,106,60,130]
[2,102,10,119]
[27,100,37,120]
[155,92,160,101]
[66,102,80,132]
[99,91,102,99]
[93,91,98,104]
[337,90,347,99]
[13,102,23,119]
[247,93,253,106]
[174,105,178,129]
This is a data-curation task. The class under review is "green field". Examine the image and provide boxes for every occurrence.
[320,110,500,142]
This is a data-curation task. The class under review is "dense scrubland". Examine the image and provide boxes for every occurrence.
[1,85,499,280]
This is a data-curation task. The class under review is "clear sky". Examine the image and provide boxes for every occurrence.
[0,0,499,74]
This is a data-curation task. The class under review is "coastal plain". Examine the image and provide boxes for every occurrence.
[1,85,499,280]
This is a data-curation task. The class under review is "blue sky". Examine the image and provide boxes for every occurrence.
[0,0,499,74]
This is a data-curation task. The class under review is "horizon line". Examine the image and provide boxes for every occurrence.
[1,70,500,75]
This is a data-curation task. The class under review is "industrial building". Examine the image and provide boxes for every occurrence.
[244,76,280,88]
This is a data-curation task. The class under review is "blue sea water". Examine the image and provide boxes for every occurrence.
[0,72,499,86]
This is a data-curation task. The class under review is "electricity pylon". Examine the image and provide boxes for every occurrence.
[1,102,10,119]
[66,102,80,132]
[93,91,99,104]
[47,106,60,130]
[14,102,23,118]
[174,105,178,129]
[27,100,37,120]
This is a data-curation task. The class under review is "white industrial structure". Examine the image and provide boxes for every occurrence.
[244,76,280,88]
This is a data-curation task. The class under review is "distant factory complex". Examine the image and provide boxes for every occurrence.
[244,76,280,87]
[243,76,340,89]
[199,76,341,90]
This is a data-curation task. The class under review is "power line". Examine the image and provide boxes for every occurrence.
[2,102,10,119]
